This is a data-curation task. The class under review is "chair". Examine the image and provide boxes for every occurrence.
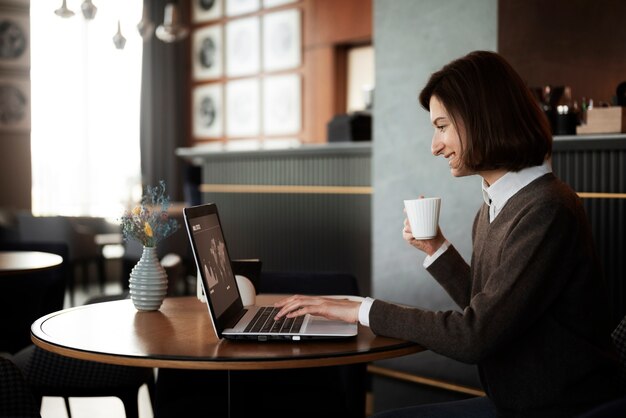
[7,241,156,418]
[13,345,155,418]
[0,355,41,418]
[153,270,367,418]
[15,213,104,306]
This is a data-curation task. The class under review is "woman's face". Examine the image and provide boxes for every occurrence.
[429,96,473,177]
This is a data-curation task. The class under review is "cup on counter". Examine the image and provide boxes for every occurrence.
[404,197,441,240]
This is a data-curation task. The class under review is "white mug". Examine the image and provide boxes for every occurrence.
[404,197,441,240]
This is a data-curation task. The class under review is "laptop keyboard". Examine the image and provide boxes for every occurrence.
[243,306,305,334]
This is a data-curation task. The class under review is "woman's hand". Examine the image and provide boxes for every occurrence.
[403,208,447,256]
[273,295,361,323]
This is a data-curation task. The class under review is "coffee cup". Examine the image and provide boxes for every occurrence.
[403,197,441,240]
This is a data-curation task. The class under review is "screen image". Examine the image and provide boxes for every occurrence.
[190,213,239,316]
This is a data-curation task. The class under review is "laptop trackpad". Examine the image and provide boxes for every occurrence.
[306,316,357,334]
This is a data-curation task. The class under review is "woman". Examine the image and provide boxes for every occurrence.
[274,50,620,417]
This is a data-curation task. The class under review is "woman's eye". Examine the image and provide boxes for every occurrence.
[436,125,446,132]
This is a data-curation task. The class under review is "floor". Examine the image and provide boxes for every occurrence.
[39,259,155,418]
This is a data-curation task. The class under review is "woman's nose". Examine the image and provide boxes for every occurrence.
[431,136,444,156]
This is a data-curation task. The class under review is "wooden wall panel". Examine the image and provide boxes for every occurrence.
[302,0,372,143]
[498,0,626,106]
[304,0,372,47]
[303,47,335,143]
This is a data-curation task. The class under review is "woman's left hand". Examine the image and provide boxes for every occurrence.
[273,295,361,323]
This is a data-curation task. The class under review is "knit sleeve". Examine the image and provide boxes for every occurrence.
[426,244,471,308]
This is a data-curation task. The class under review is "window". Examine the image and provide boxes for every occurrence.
[30,0,143,217]
[346,45,374,113]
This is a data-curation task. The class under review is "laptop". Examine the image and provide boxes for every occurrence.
[183,203,359,341]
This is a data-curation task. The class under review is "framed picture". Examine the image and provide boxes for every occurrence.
[225,16,260,77]
[262,9,300,72]
[225,0,260,17]
[0,9,30,71]
[192,83,223,138]
[192,0,223,23]
[263,74,301,135]
[192,25,223,81]
[263,0,297,8]
[0,76,30,132]
[226,78,260,137]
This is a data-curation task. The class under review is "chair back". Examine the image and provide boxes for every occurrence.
[257,271,360,296]
[0,356,41,418]
[16,213,99,262]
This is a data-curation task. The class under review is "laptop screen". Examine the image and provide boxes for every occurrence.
[184,204,243,331]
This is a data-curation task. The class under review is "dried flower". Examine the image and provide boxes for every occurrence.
[119,180,179,247]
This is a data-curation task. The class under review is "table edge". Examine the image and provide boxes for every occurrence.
[32,334,423,370]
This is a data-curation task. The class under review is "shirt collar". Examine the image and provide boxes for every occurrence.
[482,160,552,221]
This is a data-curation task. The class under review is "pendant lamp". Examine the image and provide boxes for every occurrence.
[155,3,189,43]
[137,4,155,41]
[54,0,75,18]
[113,20,127,50]
[81,0,98,20]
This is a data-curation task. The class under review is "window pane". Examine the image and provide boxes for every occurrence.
[31,0,143,217]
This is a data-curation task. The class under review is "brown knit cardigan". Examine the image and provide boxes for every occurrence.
[369,173,620,417]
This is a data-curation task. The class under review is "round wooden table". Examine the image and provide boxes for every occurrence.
[31,295,423,370]
[0,251,63,276]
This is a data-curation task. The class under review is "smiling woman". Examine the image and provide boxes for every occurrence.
[30,0,144,217]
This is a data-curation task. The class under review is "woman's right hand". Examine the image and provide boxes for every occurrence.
[402,209,446,256]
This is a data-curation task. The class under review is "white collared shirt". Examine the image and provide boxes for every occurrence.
[482,160,552,223]
[357,160,553,327]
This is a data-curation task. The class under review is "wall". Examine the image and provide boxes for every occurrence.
[371,0,496,410]
[499,0,626,106]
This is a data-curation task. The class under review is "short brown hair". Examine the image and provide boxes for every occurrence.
[419,50,552,172]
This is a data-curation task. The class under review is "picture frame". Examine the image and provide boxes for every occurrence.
[0,76,30,132]
[262,8,300,72]
[225,16,260,77]
[192,0,223,23]
[225,0,260,17]
[192,83,223,138]
[192,24,223,81]
[263,73,301,135]
[0,9,30,71]
[226,78,260,137]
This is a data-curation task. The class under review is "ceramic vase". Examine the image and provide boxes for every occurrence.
[129,246,168,311]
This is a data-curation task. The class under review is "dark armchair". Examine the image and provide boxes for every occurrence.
[0,355,41,418]
[15,212,105,305]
